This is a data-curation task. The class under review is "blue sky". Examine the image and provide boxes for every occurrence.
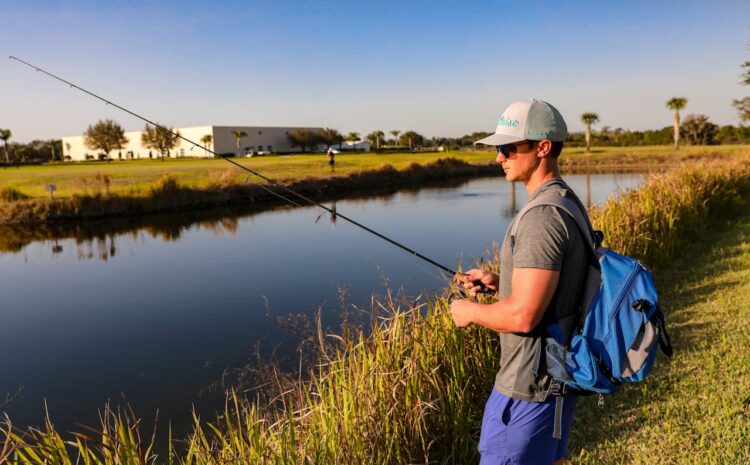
[1,0,749,142]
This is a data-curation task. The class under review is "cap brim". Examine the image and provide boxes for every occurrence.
[474,133,525,146]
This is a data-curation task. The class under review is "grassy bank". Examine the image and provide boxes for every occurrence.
[0,151,491,199]
[0,157,497,224]
[0,172,478,253]
[568,178,750,464]
[0,146,748,225]
[558,144,750,173]
[3,159,750,464]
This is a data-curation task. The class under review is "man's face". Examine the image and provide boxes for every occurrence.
[495,140,539,182]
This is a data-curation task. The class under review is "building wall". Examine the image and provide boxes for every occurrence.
[62,125,322,161]
[212,126,322,155]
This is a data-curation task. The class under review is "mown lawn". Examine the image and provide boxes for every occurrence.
[568,205,750,464]
[1,145,748,199]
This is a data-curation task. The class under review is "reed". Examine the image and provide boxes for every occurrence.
[3,160,750,464]
[591,159,750,267]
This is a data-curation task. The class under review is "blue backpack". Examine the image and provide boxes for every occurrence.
[510,191,673,437]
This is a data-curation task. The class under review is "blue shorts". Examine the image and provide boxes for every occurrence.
[478,388,577,465]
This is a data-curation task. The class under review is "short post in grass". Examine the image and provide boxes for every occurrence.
[45,183,56,199]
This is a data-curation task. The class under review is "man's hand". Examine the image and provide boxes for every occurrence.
[450,299,475,328]
[456,269,499,296]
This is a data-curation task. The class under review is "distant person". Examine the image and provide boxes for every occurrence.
[451,99,590,465]
[327,147,335,173]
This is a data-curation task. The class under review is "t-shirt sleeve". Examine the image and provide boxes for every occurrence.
[512,205,569,270]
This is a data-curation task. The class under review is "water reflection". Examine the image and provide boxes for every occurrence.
[1,172,638,263]
[76,235,117,261]
[0,177,476,260]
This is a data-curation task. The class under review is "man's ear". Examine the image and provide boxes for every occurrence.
[536,139,552,158]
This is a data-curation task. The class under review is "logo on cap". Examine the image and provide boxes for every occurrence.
[498,114,519,128]
[527,129,554,138]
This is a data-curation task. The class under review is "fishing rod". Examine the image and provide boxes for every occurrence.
[9,55,472,281]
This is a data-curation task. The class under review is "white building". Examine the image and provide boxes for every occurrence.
[337,140,371,152]
[61,125,323,161]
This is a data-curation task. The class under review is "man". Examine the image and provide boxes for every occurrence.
[327,147,336,172]
[450,99,590,465]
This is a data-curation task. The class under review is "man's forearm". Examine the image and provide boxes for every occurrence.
[464,298,531,334]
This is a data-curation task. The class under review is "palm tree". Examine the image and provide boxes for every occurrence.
[665,97,687,150]
[346,132,360,150]
[400,130,423,149]
[366,130,385,150]
[390,130,400,147]
[372,130,384,149]
[200,134,213,157]
[231,130,247,156]
[0,129,11,164]
[580,113,599,153]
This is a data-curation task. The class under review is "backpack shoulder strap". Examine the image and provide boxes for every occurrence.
[509,191,597,254]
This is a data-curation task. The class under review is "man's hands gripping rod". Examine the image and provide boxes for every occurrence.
[456,269,499,297]
[450,269,498,327]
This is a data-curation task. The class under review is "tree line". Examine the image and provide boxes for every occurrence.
[0,129,62,164]
[569,114,750,149]
[80,120,181,160]
[3,57,750,165]
[286,128,430,152]
[3,117,748,165]
[569,56,750,151]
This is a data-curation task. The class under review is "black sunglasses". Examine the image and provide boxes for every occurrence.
[496,140,536,157]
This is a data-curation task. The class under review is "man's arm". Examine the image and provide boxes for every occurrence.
[450,267,559,333]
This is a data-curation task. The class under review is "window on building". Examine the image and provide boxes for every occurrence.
[267,145,272,151]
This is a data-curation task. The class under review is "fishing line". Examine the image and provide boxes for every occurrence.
[9,56,462,278]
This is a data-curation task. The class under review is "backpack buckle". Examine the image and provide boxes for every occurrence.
[549,380,567,396]
[632,299,653,312]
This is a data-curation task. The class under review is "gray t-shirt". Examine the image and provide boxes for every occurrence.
[494,179,589,402]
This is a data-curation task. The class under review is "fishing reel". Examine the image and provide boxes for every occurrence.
[448,280,497,304]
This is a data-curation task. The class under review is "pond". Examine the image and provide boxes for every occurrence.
[0,173,644,435]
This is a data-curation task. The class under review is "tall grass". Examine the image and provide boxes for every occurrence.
[593,159,750,266]
[3,160,750,464]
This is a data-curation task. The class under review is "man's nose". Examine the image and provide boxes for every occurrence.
[496,151,506,164]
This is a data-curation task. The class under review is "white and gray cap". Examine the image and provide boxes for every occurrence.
[475,99,567,146]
